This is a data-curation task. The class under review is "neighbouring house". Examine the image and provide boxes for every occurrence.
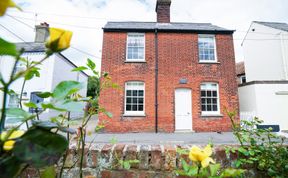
[99,0,239,133]
[240,21,288,131]
[0,23,88,128]
[236,61,246,84]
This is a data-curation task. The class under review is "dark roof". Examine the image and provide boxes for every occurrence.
[16,42,46,52]
[236,61,245,76]
[103,22,234,34]
[254,21,288,32]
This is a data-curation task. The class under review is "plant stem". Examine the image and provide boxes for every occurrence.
[0,85,8,132]
[19,79,29,129]
[79,127,85,178]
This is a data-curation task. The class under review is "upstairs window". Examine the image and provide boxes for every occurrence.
[198,35,217,62]
[200,83,220,115]
[125,81,145,115]
[126,33,145,62]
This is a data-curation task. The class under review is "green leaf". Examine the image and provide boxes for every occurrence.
[187,166,198,176]
[0,156,25,178]
[220,168,245,177]
[36,92,52,98]
[123,161,131,170]
[87,58,96,70]
[0,38,18,56]
[41,103,67,112]
[52,81,83,100]
[181,159,189,172]
[72,66,88,72]
[25,67,40,80]
[33,120,76,134]
[104,111,113,118]
[40,166,56,178]
[6,108,31,122]
[24,102,38,108]
[56,101,85,112]
[13,128,68,168]
[210,164,221,176]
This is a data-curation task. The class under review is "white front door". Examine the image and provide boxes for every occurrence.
[175,88,192,131]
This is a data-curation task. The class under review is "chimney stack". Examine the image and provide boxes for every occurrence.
[34,22,49,43]
[155,0,171,23]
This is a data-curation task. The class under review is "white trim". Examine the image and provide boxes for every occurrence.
[200,82,220,115]
[124,81,145,115]
[198,34,217,63]
[126,33,145,62]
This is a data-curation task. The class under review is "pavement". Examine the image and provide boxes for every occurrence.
[85,132,239,145]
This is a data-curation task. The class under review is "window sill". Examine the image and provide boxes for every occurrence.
[125,61,146,63]
[122,113,146,117]
[199,61,220,64]
[201,113,223,118]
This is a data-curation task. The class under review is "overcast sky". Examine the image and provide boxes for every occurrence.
[0,0,287,71]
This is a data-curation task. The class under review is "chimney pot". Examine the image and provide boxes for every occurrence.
[35,22,49,43]
[155,0,171,23]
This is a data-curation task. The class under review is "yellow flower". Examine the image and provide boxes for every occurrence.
[3,140,15,151]
[0,0,21,16]
[0,130,25,140]
[46,28,73,52]
[189,145,215,168]
[1,130,24,151]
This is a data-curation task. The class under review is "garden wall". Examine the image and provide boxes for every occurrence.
[21,144,263,178]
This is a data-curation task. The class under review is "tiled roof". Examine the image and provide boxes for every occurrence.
[254,21,288,32]
[16,42,46,52]
[103,22,234,33]
[236,61,245,75]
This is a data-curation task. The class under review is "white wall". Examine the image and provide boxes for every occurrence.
[0,52,88,122]
[242,23,288,81]
[239,83,288,131]
[0,53,54,109]
[52,54,87,97]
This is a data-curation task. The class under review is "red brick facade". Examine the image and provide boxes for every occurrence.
[99,31,239,133]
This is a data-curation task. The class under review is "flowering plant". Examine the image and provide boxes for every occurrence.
[176,144,245,178]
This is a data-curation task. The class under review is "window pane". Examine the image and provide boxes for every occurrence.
[207,105,212,111]
[207,91,212,97]
[138,98,143,104]
[138,105,143,111]
[132,105,137,111]
[138,90,144,96]
[126,98,132,104]
[127,90,132,96]
[207,98,211,104]
[212,91,217,97]
[212,105,218,111]
[133,90,138,96]
[201,105,206,111]
[126,105,131,111]
[212,98,217,104]
[201,91,206,97]
[132,98,137,104]
[201,98,206,105]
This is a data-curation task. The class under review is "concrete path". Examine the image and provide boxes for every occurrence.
[85,132,239,145]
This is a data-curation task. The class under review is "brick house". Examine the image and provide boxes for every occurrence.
[99,0,239,133]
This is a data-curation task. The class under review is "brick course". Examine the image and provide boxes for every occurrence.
[100,31,239,133]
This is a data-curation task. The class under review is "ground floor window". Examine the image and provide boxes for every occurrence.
[125,81,144,115]
[8,93,19,108]
[200,83,220,115]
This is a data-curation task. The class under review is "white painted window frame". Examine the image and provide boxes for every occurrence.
[200,82,220,115]
[198,34,217,63]
[126,33,145,62]
[124,81,145,116]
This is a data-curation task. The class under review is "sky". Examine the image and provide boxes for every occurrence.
[0,0,287,72]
